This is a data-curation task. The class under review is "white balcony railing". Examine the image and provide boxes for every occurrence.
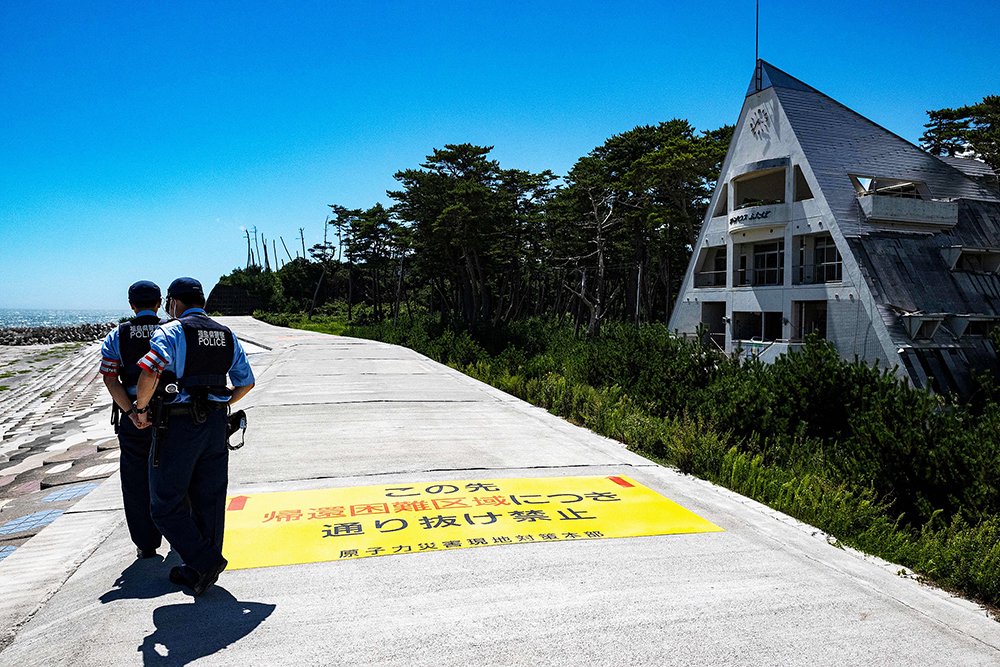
[693,270,727,288]
[859,195,958,229]
[735,340,805,363]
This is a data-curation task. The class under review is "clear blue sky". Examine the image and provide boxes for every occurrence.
[2,1,997,309]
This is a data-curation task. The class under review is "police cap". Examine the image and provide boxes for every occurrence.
[167,277,205,300]
[127,280,161,303]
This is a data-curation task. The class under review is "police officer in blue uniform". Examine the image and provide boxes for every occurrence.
[99,280,166,560]
[134,277,255,595]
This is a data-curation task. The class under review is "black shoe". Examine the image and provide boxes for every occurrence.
[136,548,159,559]
[169,565,199,587]
[191,557,228,597]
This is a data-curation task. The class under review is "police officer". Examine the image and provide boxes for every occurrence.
[134,277,255,595]
[98,280,166,560]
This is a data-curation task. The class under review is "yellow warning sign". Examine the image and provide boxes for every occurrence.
[223,475,722,570]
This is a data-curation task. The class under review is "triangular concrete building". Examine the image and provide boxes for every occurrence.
[669,61,1000,394]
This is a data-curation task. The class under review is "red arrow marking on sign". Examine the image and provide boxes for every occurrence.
[607,476,634,488]
[227,496,249,511]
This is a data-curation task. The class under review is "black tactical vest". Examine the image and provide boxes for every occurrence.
[117,314,166,390]
[178,312,235,398]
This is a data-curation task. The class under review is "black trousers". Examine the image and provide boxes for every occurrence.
[149,408,229,574]
[118,417,162,552]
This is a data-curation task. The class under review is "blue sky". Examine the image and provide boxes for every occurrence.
[1,1,997,309]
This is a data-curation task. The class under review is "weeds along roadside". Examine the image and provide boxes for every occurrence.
[256,311,1000,612]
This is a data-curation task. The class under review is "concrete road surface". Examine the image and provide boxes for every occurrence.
[1,317,998,666]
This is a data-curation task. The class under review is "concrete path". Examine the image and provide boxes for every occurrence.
[1,317,998,666]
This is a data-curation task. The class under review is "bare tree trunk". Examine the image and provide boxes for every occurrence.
[635,261,642,325]
[393,255,404,325]
[347,261,354,322]
[308,264,326,318]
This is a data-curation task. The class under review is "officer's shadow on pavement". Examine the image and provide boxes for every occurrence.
[99,552,276,666]
[138,585,276,666]
[99,554,176,603]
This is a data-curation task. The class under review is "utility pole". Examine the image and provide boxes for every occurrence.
[299,227,306,258]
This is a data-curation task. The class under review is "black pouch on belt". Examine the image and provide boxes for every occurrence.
[227,410,247,450]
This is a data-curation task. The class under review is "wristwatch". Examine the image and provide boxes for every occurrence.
[132,402,148,415]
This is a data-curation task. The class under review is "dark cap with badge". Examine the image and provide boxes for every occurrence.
[128,280,161,303]
[166,277,204,299]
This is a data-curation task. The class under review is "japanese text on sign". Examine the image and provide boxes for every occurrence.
[223,475,722,570]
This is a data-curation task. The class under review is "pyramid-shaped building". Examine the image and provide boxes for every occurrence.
[669,61,1000,394]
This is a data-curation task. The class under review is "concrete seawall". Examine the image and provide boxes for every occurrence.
[0,323,115,346]
[1,317,998,665]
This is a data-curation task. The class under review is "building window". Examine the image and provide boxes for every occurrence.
[915,321,940,340]
[793,165,814,201]
[736,253,749,286]
[813,236,842,282]
[792,300,827,340]
[901,316,943,341]
[700,302,726,350]
[763,312,783,340]
[714,184,728,217]
[850,175,928,199]
[733,312,761,341]
[733,311,784,342]
[794,234,841,284]
[734,168,786,209]
[965,320,997,337]
[694,246,727,287]
[955,249,1000,273]
[752,240,784,286]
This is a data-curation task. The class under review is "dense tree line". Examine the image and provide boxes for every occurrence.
[220,120,733,335]
[224,96,997,331]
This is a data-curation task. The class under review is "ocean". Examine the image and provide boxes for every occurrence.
[0,308,131,329]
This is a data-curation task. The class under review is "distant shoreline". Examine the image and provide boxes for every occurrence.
[0,322,116,346]
[0,307,129,330]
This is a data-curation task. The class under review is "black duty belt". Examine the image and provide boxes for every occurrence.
[163,402,228,416]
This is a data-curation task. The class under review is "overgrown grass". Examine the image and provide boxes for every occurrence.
[257,311,1000,612]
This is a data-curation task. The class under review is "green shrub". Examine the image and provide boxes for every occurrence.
[262,311,1000,610]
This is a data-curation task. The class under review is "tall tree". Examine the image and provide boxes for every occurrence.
[328,205,362,321]
[921,107,973,157]
[346,204,401,321]
[966,96,1000,172]
[552,121,732,333]
[922,96,1000,172]
[390,144,555,325]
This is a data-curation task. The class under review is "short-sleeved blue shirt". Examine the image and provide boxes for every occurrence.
[98,309,158,396]
[139,308,254,404]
